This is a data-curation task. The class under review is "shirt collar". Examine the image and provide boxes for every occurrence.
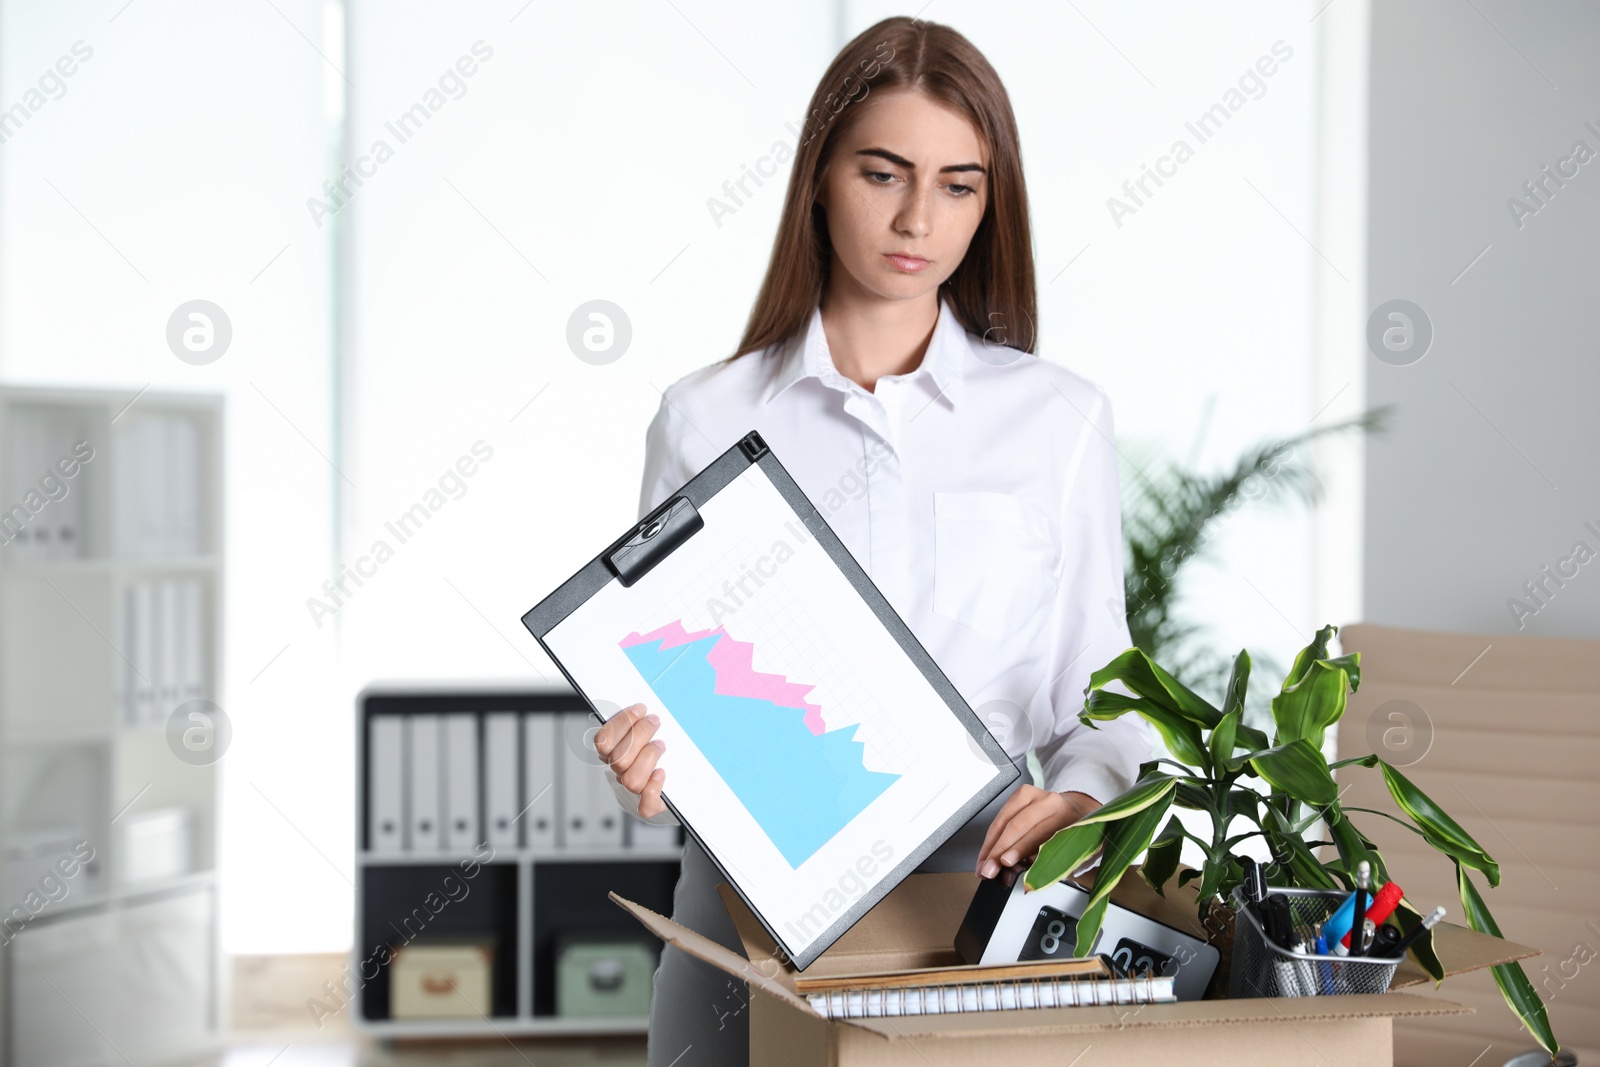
[763,296,968,409]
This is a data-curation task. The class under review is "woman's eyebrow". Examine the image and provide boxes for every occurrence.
[855,147,986,175]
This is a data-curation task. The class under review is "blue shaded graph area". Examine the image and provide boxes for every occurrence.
[622,631,900,868]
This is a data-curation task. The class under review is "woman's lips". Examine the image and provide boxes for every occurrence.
[884,252,930,273]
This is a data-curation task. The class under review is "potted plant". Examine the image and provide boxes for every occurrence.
[1023,623,1559,1060]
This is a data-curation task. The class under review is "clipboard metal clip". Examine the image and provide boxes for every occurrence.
[605,496,704,587]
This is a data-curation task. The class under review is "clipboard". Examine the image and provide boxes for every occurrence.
[520,430,1019,969]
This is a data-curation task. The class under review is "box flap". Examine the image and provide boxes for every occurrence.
[840,991,1472,1040]
[1390,919,1540,987]
[607,891,819,1017]
[719,873,974,980]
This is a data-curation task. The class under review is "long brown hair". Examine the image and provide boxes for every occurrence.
[725,16,1037,362]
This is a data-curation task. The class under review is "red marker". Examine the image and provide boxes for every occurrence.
[1341,881,1404,954]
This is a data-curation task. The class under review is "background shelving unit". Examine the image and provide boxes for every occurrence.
[0,386,224,1066]
[355,690,681,1037]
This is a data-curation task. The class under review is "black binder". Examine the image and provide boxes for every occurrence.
[521,430,1018,969]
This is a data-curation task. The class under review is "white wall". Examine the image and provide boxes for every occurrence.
[1365,0,1600,638]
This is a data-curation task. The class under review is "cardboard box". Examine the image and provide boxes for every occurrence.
[611,867,1540,1066]
[390,941,493,1019]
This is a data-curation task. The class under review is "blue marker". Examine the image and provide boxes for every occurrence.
[1319,889,1362,948]
[1314,934,1336,995]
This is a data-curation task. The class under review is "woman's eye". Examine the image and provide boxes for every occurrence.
[865,171,896,184]
[947,183,975,197]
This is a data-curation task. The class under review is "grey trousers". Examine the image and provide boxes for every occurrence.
[644,754,1031,1066]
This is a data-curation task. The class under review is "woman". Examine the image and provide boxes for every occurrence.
[593,16,1153,1064]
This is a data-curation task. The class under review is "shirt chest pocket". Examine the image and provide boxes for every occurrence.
[931,491,1058,644]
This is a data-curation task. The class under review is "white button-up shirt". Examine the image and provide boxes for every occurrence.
[608,295,1155,825]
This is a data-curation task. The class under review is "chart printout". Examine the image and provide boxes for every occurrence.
[544,461,1001,959]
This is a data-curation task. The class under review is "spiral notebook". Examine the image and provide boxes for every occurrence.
[797,958,1176,1020]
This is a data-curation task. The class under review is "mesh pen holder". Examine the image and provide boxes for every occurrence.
[1228,885,1401,998]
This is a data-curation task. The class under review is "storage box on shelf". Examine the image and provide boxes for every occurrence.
[356,688,681,1036]
[0,386,224,1067]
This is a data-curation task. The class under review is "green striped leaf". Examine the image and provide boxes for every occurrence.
[1082,690,1208,768]
[1379,761,1500,885]
[1457,863,1559,1059]
[1087,647,1221,727]
[1248,739,1338,806]
[1024,776,1179,891]
[1074,788,1177,956]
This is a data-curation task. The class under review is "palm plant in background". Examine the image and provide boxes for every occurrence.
[1120,406,1390,724]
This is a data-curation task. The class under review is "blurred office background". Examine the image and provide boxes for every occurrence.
[0,0,1594,1064]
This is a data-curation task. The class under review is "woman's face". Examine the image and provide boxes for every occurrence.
[815,87,989,302]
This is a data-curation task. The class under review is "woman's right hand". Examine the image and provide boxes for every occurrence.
[593,703,668,818]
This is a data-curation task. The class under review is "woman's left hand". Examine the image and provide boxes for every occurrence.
[975,786,1101,879]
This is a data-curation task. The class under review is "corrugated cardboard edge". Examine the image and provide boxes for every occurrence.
[607,891,821,1018]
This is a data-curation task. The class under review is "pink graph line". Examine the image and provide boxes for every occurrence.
[620,619,826,735]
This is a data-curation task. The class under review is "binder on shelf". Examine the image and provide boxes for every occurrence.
[368,716,406,854]
[5,410,40,563]
[522,713,559,850]
[181,578,206,700]
[483,713,521,849]
[592,763,623,848]
[116,584,132,725]
[559,713,595,849]
[627,818,680,851]
[132,417,166,557]
[406,715,442,852]
[167,415,202,556]
[561,712,622,850]
[119,414,205,557]
[158,579,182,715]
[46,414,84,559]
[130,581,159,725]
[442,714,481,853]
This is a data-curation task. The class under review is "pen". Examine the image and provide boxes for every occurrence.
[1380,906,1447,959]
[1296,938,1318,996]
[1242,857,1268,919]
[1262,894,1296,950]
[1350,862,1370,950]
[1355,917,1376,957]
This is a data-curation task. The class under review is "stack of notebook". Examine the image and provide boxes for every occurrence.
[793,955,1176,1020]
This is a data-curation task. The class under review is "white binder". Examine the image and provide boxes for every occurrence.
[4,411,37,563]
[48,414,84,559]
[406,715,442,851]
[368,716,406,854]
[167,416,202,556]
[181,579,206,699]
[483,713,521,849]
[559,712,622,850]
[158,579,182,715]
[131,581,159,725]
[521,714,559,850]
[442,714,480,852]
